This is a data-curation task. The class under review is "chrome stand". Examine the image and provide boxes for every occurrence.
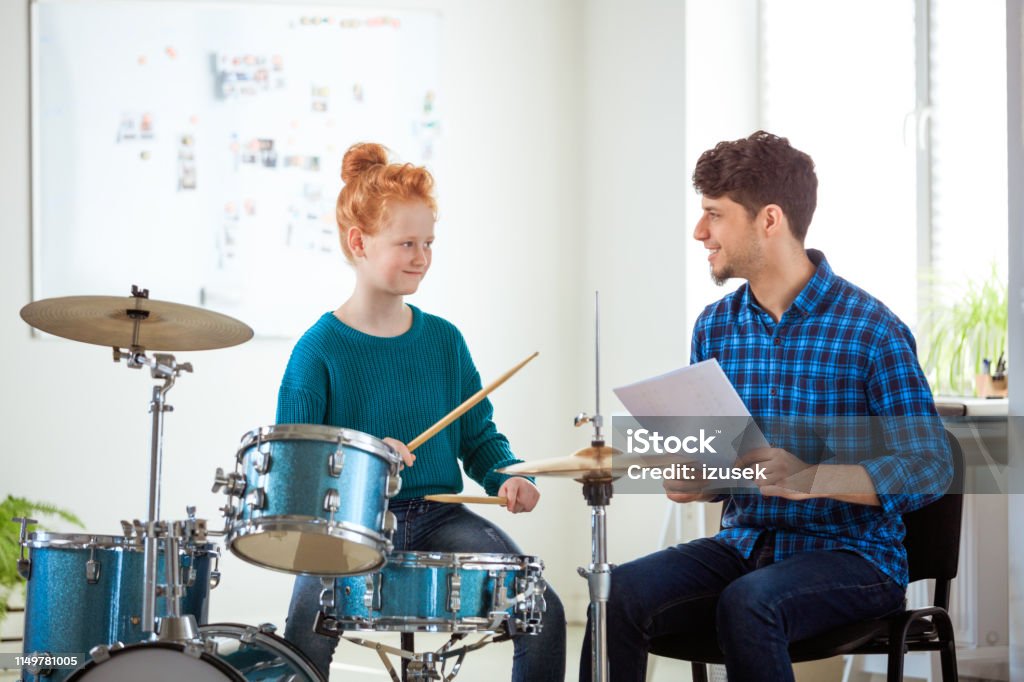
[575,291,611,682]
[112,285,195,639]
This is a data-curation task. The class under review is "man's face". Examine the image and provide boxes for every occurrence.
[692,195,763,285]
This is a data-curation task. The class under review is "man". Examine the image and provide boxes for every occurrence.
[579,131,952,681]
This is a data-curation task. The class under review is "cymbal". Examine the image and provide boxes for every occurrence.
[20,295,254,351]
[498,445,630,481]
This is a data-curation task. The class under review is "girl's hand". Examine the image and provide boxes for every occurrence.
[383,437,416,467]
[499,477,540,513]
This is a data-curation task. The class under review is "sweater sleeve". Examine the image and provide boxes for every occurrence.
[452,332,530,496]
[275,335,329,425]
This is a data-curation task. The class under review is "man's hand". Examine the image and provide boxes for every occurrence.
[499,477,540,513]
[661,461,713,503]
[383,437,416,467]
[738,448,817,500]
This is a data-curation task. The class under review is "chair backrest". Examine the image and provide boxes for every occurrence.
[901,429,965,604]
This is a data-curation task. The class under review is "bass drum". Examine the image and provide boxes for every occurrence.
[199,622,324,681]
[66,641,243,681]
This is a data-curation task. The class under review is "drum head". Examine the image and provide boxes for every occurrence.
[232,530,384,575]
[68,642,243,681]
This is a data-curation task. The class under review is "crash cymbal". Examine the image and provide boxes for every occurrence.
[497,445,631,481]
[20,294,254,351]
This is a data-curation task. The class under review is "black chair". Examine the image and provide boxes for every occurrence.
[649,430,964,682]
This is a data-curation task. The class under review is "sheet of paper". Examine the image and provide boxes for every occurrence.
[613,358,753,418]
[612,359,768,490]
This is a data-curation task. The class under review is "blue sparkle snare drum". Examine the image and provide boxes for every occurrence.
[323,551,546,634]
[216,424,402,575]
[20,530,218,682]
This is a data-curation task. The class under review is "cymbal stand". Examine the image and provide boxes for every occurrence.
[112,286,195,639]
[575,291,611,682]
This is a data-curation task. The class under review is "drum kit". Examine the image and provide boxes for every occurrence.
[14,287,632,682]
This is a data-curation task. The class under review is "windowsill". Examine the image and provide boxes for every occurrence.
[935,395,1009,417]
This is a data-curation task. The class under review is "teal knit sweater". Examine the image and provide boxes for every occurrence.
[275,306,525,499]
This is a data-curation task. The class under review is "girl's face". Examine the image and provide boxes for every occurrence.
[356,200,435,296]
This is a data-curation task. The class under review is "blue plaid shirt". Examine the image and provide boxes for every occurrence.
[692,250,952,587]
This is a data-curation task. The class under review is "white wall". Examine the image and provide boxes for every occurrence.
[1,0,707,643]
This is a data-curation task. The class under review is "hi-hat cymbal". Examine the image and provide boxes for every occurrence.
[498,445,630,481]
[20,295,254,351]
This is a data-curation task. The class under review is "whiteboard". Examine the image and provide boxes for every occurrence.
[31,0,441,337]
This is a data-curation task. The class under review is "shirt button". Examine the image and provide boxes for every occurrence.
[774,338,781,345]
[770,388,777,396]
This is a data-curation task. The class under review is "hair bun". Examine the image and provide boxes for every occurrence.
[341,142,389,183]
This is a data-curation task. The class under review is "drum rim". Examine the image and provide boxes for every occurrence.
[239,423,401,465]
[26,531,220,553]
[334,615,536,634]
[198,621,322,681]
[25,531,130,549]
[226,517,390,576]
[382,550,543,570]
[66,640,245,681]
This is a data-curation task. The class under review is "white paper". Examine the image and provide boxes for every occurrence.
[613,358,754,418]
[612,359,768,488]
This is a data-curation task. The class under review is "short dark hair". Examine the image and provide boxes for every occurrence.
[692,131,818,242]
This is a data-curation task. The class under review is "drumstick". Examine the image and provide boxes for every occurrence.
[425,494,508,506]
[407,351,539,452]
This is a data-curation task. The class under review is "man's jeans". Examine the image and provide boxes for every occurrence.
[579,535,905,682]
[286,499,567,681]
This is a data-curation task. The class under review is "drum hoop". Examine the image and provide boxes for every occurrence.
[385,551,542,570]
[26,531,129,550]
[335,615,509,633]
[239,423,400,465]
[27,533,221,553]
[66,641,245,681]
[227,517,389,576]
[198,622,322,681]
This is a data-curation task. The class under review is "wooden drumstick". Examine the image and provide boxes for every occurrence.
[407,351,539,452]
[424,494,509,506]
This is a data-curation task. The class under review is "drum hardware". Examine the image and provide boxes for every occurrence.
[13,517,37,579]
[498,291,616,682]
[331,631,499,682]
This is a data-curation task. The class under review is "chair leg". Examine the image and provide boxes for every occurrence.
[939,641,958,682]
[886,634,907,681]
[691,662,709,682]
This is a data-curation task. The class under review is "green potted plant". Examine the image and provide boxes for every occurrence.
[921,265,1008,396]
[0,496,82,628]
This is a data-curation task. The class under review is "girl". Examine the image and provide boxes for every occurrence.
[277,142,566,681]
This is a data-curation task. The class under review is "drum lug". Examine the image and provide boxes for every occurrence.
[257,622,278,635]
[24,650,54,676]
[447,572,462,613]
[247,487,267,510]
[328,449,345,477]
[209,553,222,589]
[86,544,101,584]
[12,517,36,579]
[323,489,340,514]
[252,446,272,474]
[361,572,384,611]
[383,510,397,541]
[319,578,336,612]
[386,474,402,498]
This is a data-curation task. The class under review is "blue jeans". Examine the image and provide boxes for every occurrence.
[285,499,567,681]
[579,534,905,682]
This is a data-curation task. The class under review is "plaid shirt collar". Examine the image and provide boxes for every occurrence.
[739,248,837,321]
